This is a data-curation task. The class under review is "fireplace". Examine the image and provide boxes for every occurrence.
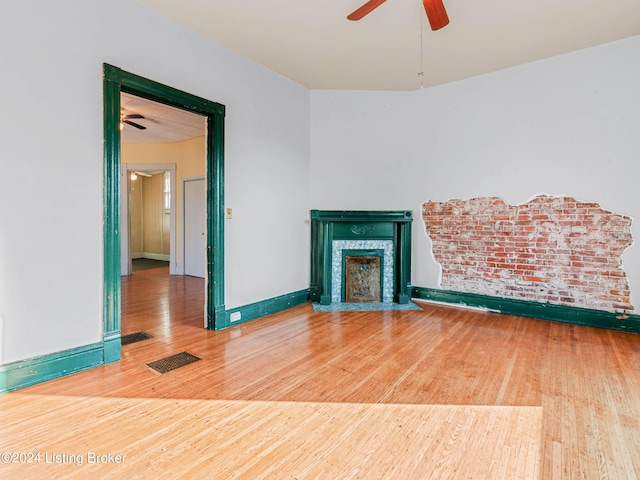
[344,253,382,302]
[310,210,413,305]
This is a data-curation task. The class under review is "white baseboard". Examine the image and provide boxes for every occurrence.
[141,252,170,261]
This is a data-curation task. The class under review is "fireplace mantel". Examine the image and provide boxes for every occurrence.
[310,210,413,305]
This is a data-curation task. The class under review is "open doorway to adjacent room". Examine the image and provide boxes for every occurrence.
[103,64,226,362]
[119,92,206,277]
[119,92,208,344]
[121,165,175,275]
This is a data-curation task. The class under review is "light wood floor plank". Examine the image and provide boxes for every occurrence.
[2,395,539,478]
[1,267,640,478]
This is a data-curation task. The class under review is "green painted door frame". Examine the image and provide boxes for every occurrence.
[102,64,226,363]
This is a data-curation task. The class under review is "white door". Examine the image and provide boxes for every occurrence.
[184,178,206,278]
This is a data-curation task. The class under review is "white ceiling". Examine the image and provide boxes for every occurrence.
[136,0,640,91]
[121,92,206,144]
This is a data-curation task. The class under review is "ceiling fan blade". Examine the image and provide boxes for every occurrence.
[123,120,147,130]
[347,0,387,21]
[134,171,152,177]
[423,0,449,30]
[123,114,145,120]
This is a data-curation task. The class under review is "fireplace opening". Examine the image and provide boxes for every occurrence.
[344,253,383,303]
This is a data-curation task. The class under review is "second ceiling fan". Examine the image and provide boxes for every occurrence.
[348,0,449,31]
[121,113,147,130]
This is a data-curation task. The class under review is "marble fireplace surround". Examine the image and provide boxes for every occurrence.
[310,210,413,305]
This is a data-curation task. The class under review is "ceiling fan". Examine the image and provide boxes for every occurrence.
[348,0,449,31]
[120,113,147,130]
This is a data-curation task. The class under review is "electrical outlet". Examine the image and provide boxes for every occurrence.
[230,311,241,322]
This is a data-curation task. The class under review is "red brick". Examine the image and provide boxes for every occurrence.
[422,195,634,313]
[523,276,544,283]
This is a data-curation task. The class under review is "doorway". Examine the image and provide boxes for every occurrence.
[121,164,177,276]
[103,64,226,363]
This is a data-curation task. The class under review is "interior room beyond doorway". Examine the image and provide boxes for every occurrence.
[120,92,207,277]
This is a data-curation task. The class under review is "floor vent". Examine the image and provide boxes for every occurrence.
[121,332,154,346]
[146,352,201,374]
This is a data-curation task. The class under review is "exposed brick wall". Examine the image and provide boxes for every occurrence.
[422,196,634,313]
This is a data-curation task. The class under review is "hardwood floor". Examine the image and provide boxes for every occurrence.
[2,267,640,478]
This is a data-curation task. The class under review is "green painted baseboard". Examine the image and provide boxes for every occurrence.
[20,285,632,393]
[222,289,310,329]
[103,332,122,364]
[412,287,640,334]
[1,290,311,393]
[0,343,105,394]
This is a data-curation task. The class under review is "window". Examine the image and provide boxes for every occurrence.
[163,171,171,211]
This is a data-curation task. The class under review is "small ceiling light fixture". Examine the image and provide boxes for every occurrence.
[130,172,138,181]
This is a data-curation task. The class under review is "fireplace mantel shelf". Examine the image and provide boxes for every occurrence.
[310,210,413,305]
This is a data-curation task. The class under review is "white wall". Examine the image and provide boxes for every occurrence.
[0,0,310,364]
[310,36,640,306]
